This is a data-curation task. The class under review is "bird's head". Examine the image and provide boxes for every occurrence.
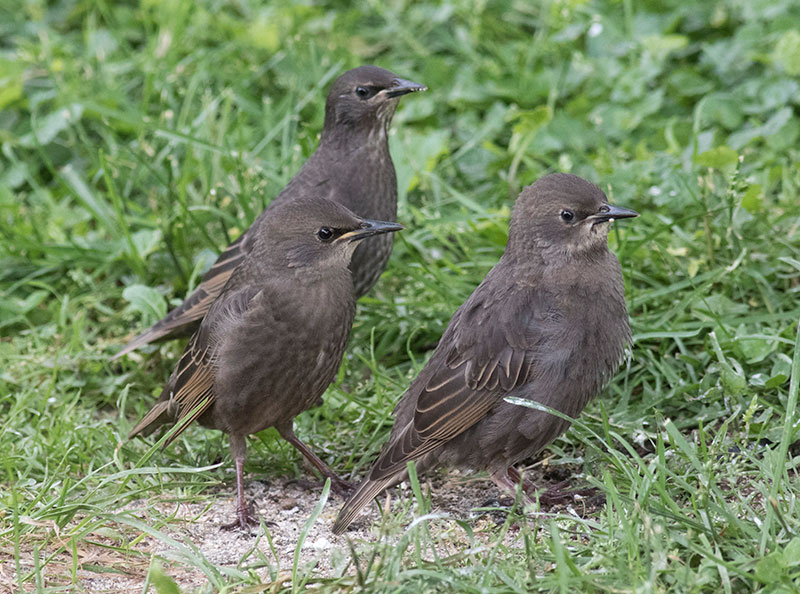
[321,65,426,141]
[509,173,638,261]
[264,197,403,273]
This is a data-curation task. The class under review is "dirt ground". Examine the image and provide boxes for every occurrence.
[6,465,603,593]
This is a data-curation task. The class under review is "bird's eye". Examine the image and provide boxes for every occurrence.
[560,209,575,223]
[317,227,335,242]
[355,86,371,99]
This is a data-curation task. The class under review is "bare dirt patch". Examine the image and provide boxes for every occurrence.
[8,465,601,593]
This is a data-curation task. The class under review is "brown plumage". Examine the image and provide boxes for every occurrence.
[333,173,638,534]
[128,196,402,529]
[113,65,425,359]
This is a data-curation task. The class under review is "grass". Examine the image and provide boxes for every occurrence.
[2,0,800,591]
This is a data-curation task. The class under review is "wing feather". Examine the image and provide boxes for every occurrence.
[367,339,532,482]
[334,273,552,532]
[129,287,259,445]
[113,235,246,359]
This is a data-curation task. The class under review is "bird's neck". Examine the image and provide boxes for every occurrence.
[502,244,613,288]
[295,266,356,307]
[319,121,392,155]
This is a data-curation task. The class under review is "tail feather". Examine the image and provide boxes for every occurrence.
[128,400,172,439]
[111,322,197,361]
[332,476,396,535]
[112,329,165,361]
[112,235,245,360]
[335,423,437,534]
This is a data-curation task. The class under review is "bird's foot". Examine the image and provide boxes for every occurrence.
[330,477,354,497]
[537,479,602,506]
[221,505,260,532]
[497,469,601,508]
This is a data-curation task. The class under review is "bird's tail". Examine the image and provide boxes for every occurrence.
[111,321,195,361]
[128,400,172,439]
[112,328,157,360]
[333,475,396,534]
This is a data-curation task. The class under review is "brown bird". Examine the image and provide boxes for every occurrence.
[128,196,402,529]
[333,173,638,533]
[113,65,425,359]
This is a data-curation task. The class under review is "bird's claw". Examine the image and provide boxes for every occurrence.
[537,481,602,506]
[330,478,354,497]
[221,506,260,532]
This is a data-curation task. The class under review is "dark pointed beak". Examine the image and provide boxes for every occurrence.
[384,78,427,98]
[337,219,404,243]
[589,204,639,223]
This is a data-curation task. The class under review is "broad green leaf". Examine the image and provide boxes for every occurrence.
[121,284,167,321]
[784,537,800,565]
[773,30,800,75]
[755,551,784,584]
[18,103,84,147]
[741,184,763,213]
[642,34,689,61]
[131,228,163,259]
[694,146,738,169]
[150,565,182,594]
[0,58,24,109]
[699,93,743,129]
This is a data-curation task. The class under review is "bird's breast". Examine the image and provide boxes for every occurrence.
[210,287,355,435]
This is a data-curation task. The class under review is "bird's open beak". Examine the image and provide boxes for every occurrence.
[337,219,404,243]
[384,78,427,98]
[589,204,639,224]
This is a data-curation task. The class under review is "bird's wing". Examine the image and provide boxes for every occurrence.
[369,314,533,480]
[333,283,541,534]
[113,234,249,359]
[159,330,216,445]
[131,286,260,446]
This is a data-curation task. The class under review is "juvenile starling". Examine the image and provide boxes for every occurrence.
[113,65,425,359]
[128,196,402,529]
[333,173,638,533]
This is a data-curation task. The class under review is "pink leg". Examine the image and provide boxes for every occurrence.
[277,425,353,496]
[506,467,599,505]
[222,435,258,530]
[489,468,534,506]
[506,466,536,493]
